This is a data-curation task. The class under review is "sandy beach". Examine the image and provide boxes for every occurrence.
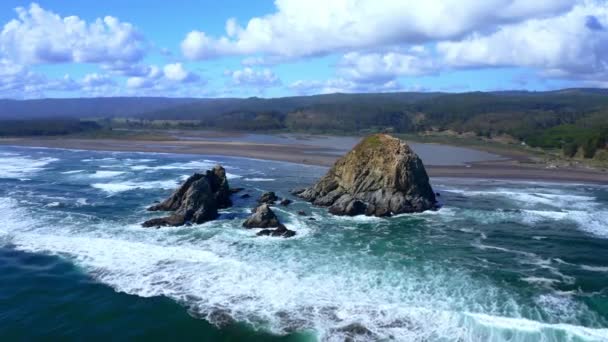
[1,134,607,184]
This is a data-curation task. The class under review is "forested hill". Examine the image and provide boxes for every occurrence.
[1,89,607,159]
[0,97,198,120]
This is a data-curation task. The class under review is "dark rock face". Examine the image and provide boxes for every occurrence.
[294,134,437,216]
[257,223,296,238]
[242,204,280,228]
[142,165,232,228]
[257,191,278,204]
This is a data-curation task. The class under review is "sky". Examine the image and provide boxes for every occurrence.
[0,0,607,99]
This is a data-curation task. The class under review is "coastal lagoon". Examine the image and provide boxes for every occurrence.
[1,146,607,341]
[175,132,506,165]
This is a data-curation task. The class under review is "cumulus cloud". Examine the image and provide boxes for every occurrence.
[0,65,127,98]
[437,0,608,81]
[126,63,200,91]
[181,0,575,60]
[163,63,198,82]
[337,49,437,83]
[0,3,145,65]
[289,78,402,95]
[227,67,281,87]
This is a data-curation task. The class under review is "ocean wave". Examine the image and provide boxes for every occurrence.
[91,180,178,194]
[0,155,59,179]
[243,177,276,182]
[580,265,608,273]
[88,171,127,179]
[444,189,598,211]
[130,160,217,171]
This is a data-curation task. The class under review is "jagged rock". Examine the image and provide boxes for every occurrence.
[257,223,296,238]
[290,187,306,195]
[297,210,307,216]
[142,165,232,228]
[294,134,437,216]
[279,198,292,206]
[242,204,280,228]
[257,191,278,204]
[332,323,375,341]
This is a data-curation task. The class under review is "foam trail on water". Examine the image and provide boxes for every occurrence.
[0,155,59,178]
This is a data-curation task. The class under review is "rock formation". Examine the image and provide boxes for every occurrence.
[257,223,296,238]
[294,134,437,216]
[257,191,278,204]
[242,204,296,237]
[142,165,232,227]
[242,204,280,228]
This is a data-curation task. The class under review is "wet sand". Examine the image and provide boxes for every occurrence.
[1,135,607,185]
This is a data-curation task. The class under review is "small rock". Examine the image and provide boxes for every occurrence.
[297,210,307,216]
[243,204,280,228]
[257,191,278,204]
[143,165,232,227]
[230,187,245,194]
[308,217,316,221]
[257,223,296,238]
[279,198,292,206]
[240,193,251,199]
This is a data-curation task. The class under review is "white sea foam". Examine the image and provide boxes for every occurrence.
[0,155,59,178]
[444,189,597,210]
[61,170,85,174]
[243,177,276,182]
[89,171,126,179]
[130,160,216,171]
[521,276,559,286]
[2,195,607,341]
[91,180,178,194]
[465,313,608,341]
[564,210,608,239]
[580,265,608,272]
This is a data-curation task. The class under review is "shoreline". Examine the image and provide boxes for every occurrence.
[1,137,607,185]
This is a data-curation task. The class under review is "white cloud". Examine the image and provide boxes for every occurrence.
[79,73,118,96]
[437,0,608,80]
[0,59,81,98]
[127,63,200,91]
[289,78,402,95]
[1,3,145,65]
[228,67,280,87]
[163,63,197,82]
[337,50,437,83]
[181,0,574,60]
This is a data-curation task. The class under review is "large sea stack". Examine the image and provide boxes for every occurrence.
[294,134,437,216]
[142,165,232,227]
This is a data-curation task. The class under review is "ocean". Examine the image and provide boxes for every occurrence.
[0,146,607,341]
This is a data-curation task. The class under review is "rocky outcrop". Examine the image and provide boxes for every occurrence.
[242,204,280,228]
[243,203,297,237]
[142,165,232,228]
[257,191,278,204]
[294,134,437,216]
[257,223,296,238]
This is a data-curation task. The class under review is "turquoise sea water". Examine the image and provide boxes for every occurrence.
[0,146,607,341]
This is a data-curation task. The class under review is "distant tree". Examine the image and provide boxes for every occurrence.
[562,142,578,158]
[582,138,598,158]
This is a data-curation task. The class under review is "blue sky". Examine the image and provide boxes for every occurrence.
[0,0,605,98]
